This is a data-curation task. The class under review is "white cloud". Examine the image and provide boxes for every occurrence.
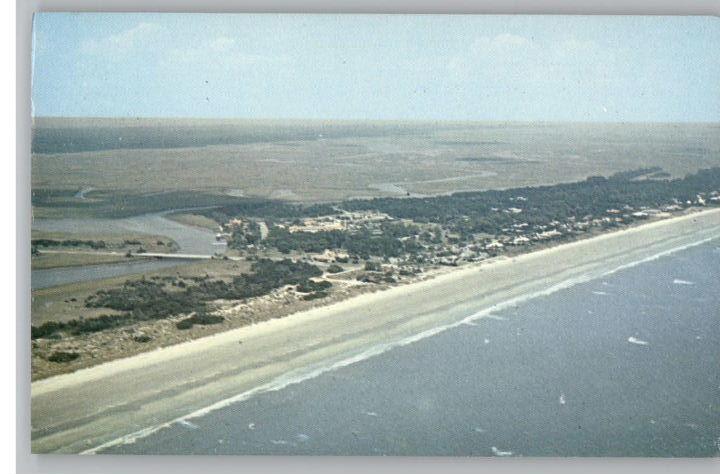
[447,33,613,89]
[80,22,163,56]
[470,33,533,54]
[209,37,237,53]
[447,33,536,81]
[166,36,288,69]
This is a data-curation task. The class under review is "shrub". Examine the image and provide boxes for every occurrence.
[176,318,194,330]
[71,258,322,335]
[133,334,152,343]
[364,261,381,272]
[31,313,135,339]
[68,314,135,335]
[47,351,80,363]
[176,312,224,330]
[31,321,63,339]
[191,313,225,325]
[296,280,332,293]
[302,291,329,301]
[326,264,343,273]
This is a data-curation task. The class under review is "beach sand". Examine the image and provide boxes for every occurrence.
[31,208,720,453]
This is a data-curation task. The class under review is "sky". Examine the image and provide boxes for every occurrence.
[31,13,720,122]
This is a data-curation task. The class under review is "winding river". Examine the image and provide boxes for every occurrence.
[32,210,226,289]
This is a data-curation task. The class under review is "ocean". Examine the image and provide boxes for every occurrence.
[103,239,720,456]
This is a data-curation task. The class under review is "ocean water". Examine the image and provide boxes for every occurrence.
[105,240,720,456]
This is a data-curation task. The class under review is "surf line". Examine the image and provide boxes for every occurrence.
[81,234,718,455]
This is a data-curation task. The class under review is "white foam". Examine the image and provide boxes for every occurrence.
[484,314,507,321]
[364,411,378,417]
[591,291,609,296]
[491,446,513,456]
[80,234,717,455]
[628,337,649,346]
[673,279,694,285]
[177,420,198,430]
[559,394,566,405]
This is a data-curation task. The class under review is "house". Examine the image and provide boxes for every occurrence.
[512,236,531,245]
[485,241,504,250]
[312,249,350,263]
[536,230,562,240]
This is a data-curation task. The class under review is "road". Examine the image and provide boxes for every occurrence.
[30,209,720,453]
[37,249,243,261]
[257,221,269,240]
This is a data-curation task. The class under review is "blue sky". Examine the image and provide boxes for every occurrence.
[32,13,720,122]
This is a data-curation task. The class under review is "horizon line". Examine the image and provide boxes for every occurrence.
[31,115,720,125]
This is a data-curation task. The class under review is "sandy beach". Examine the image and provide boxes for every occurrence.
[31,208,720,453]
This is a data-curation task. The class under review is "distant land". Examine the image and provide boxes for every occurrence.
[30,118,720,454]
[32,119,720,214]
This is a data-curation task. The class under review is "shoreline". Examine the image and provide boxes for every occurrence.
[31,206,720,453]
[32,206,720,391]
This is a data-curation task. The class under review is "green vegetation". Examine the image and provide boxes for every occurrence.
[326,264,344,273]
[47,351,80,363]
[30,232,178,269]
[32,238,107,249]
[201,200,335,224]
[176,312,225,330]
[296,280,332,293]
[30,165,720,345]
[32,120,720,211]
[302,291,329,301]
[31,189,249,219]
[31,259,323,339]
[341,168,720,239]
[32,314,135,339]
[607,167,663,181]
[166,212,220,231]
[264,222,421,259]
[227,220,262,248]
[214,167,720,263]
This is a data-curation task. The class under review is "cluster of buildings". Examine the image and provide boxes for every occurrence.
[373,192,720,267]
[215,217,243,242]
[276,211,394,235]
[220,188,720,271]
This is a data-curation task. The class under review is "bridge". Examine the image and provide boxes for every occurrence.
[37,249,243,261]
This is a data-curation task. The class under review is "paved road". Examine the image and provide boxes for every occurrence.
[30,210,720,453]
[38,249,242,261]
